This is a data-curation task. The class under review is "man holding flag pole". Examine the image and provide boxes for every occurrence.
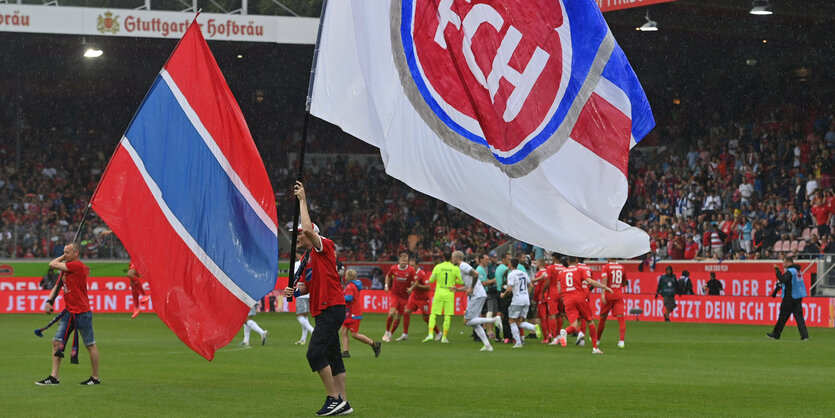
[284,181,352,417]
[36,242,99,386]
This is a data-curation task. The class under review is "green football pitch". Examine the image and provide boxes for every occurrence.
[2,312,833,417]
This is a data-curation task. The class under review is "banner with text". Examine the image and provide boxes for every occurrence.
[5,288,833,327]
[0,4,317,43]
[597,0,677,13]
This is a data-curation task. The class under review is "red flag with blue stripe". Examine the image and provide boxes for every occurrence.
[91,22,278,360]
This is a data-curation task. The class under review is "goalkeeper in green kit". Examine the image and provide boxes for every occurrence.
[422,251,464,343]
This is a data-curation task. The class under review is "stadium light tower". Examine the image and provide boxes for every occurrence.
[750,0,773,15]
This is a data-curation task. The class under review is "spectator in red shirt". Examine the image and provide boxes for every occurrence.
[684,235,699,260]
[669,232,686,259]
[284,181,352,416]
[36,242,99,386]
[811,195,832,238]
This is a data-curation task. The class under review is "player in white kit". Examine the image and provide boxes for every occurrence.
[501,258,538,348]
[452,251,502,352]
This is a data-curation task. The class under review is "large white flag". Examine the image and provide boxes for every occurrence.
[310,0,655,257]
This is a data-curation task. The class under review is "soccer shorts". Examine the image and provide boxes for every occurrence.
[308,305,346,374]
[389,294,409,314]
[406,296,431,313]
[537,300,549,319]
[342,317,361,333]
[600,296,624,317]
[430,293,454,315]
[564,296,593,324]
[508,304,529,319]
[547,296,565,316]
[295,297,310,314]
[465,296,486,320]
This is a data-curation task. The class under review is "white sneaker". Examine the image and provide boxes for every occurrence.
[549,337,560,345]
[617,341,625,348]
[294,340,306,345]
[559,329,567,347]
[479,345,493,352]
[395,334,408,342]
[493,316,503,333]
[441,338,450,344]
[576,331,585,347]
[434,332,443,341]
[512,342,523,349]
[382,331,392,343]
[261,330,269,346]
[592,347,603,354]
[239,341,250,346]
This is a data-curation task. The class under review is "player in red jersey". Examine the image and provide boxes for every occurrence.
[597,258,627,348]
[340,269,382,358]
[532,258,551,343]
[546,254,566,345]
[575,260,592,338]
[556,256,612,354]
[383,252,416,342]
[127,262,150,319]
[401,256,439,341]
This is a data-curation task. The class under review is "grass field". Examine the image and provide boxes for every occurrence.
[2,312,833,417]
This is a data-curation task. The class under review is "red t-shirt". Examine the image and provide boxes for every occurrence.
[559,266,585,298]
[62,260,90,314]
[577,263,592,296]
[684,242,699,259]
[300,237,345,317]
[409,268,430,300]
[387,264,416,299]
[533,269,548,303]
[546,264,564,300]
[344,281,362,319]
[811,204,831,226]
[600,262,626,298]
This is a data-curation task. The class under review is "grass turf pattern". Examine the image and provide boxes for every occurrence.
[3,312,833,416]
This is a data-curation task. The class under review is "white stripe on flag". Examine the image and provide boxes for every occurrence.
[159,69,278,238]
[594,76,631,118]
[120,136,257,308]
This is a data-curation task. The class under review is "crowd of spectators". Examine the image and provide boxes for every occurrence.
[623,102,835,262]
[1,91,833,262]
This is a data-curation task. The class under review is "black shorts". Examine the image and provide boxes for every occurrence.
[307,305,346,375]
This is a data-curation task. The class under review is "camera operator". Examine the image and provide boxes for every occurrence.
[767,255,809,341]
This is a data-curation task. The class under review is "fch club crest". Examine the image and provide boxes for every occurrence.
[392,0,582,177]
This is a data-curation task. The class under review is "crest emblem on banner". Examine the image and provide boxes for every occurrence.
[392,0,577,177]
[97,11,120,34]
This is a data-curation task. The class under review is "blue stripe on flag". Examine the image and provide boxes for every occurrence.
[600,45,655,144]
[125,76,277,300]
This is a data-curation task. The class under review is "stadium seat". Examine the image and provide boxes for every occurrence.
[810,229,819,239]
[802,228,811,240]
[797,241,806,252]
[773,241,785,252]
[789,240,799,252]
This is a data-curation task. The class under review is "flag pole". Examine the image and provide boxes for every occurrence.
[287,0,330,301]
